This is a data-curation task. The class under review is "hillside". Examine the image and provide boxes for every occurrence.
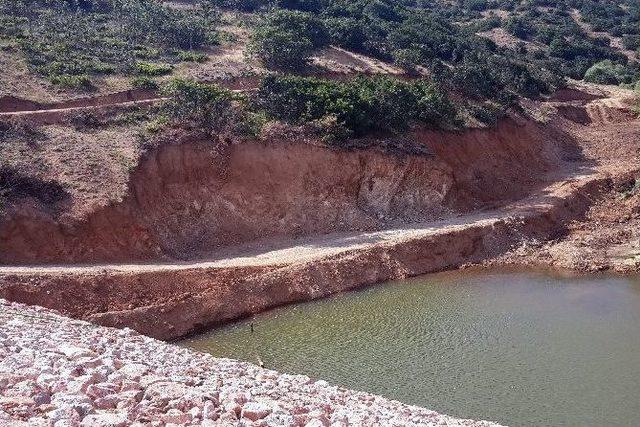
[0,1,639,426]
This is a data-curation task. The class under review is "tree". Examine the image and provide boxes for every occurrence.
[161,79,238,131]
[583,60,626,85]
[250,10,329,70]
[504,16,535,40]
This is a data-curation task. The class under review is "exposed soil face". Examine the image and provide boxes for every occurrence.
[0,172,611,340]
[0,116,573,265]
[495,83,640,272]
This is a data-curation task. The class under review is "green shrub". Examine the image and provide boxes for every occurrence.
[131,76,159,90]
[622,35,640,51]
[162,15,210,50]
[250,10,329,70]
[255,75,457,136]
[50,74,94,90]
[161,78,239,131]
[504,16,536,39]
[208,0,263,11]
[135,62,173,77]
[176,50,209,63]
[583,60,627,85]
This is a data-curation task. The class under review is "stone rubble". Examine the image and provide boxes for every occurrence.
[0,300,504,426]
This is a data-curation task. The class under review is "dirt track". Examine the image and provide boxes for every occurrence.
[0,171,604,276]
[0,71,415,124]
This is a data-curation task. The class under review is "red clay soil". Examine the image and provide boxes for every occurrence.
[0,173,611,340]
[493,85,640,272]
[0,116,577,265]
[0,83,637,340]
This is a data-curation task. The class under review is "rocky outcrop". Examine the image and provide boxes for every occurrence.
[0,299,503,426]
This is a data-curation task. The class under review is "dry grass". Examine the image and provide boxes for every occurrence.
[0,122,145,218]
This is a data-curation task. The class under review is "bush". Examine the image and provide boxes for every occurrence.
[135,62,173,76]
[207,0,265,11]
[583,60,627,85]
[323,16,366,51]
[50,74,95,90]
[276,0,327,12]
[161,79,240,131]
[0,119,46,144]
[162,15,210,50]
[176,50,209,63]
[504,16,536,39]
[622,35,640,51]
[0,166,67,207]
[131,76,159,90]
[250,10,329,70]
[255,75,457,136]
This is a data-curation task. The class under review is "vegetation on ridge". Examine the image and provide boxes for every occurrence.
[156,76,458,145]
[0,0,219,89]
[219,0,639,89]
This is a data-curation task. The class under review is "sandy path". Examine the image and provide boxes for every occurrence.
[0,98,167,118]
[0,215,500,274]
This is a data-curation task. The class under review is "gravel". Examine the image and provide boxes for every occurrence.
[0,299,503,426]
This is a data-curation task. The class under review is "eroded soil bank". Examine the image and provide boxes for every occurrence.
[0,83,637,342]
[0,116,575,265]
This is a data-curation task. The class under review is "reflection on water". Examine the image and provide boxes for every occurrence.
[179,269,640,427]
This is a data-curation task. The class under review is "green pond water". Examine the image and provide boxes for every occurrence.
[179,269,640,427]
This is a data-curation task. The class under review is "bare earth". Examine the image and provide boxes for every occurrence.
[495,83,640,272]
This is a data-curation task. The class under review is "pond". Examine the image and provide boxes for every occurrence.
[179,269,640,427]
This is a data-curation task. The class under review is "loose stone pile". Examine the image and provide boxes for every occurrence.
[0,300,503,426]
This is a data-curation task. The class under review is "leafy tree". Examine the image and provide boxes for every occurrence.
[583,60,627,85]
[504,16,536,39]
[162,79,239,131]
[250,10,329,70]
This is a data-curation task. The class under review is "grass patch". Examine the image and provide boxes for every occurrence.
[135,62,174,77]
[176,50,209,63]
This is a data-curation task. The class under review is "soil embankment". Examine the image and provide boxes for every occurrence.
[0,172,610,340]
[0,83,637,341]
[0,116,574,265]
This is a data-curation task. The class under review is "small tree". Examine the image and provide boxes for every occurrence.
[249,10,329,70]
[583,60,626,85]
[504,16,535,40]
[162,79,238,131]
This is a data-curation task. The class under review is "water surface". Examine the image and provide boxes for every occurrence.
[180,269,640,427]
